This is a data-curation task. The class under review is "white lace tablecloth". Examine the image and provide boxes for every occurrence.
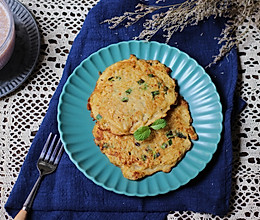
[0,0,259,219]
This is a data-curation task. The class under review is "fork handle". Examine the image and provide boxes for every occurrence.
[13,208,27,220]
[23,174,43,210]
[14,174,43,220]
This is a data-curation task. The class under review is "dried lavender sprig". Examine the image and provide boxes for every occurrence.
[102,0,260,67]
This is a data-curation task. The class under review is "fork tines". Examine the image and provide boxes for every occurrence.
[39,133,64,165]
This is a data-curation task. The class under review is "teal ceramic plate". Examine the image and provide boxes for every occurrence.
[57,40,223,197]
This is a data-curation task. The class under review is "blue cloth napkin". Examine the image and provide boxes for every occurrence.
[6,0,241,219]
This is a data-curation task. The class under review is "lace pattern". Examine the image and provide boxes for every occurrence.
[0,0,259,219]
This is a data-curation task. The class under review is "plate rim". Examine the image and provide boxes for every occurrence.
[57,40,223,197]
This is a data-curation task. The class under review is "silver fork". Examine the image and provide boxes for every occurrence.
[14,133,64,220]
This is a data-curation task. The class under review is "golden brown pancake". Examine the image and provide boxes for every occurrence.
[93,97,197,180]
[87,54,178,135]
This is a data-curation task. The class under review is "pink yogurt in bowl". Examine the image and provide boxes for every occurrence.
[0,0,15,70]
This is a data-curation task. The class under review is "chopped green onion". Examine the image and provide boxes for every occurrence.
[176,132,187,139]
[141,83,148,90]
[125,88,132,94]
[103,143,109,148]
[121,97,129,102]
[168,139,172,146]
[116,76,121,80]
[164,86,168,94]
[137,79,145,85]
[166,130,174,138]
[151,90,160,99]
[96,114,102,121]
[141,155,147,161]
[161,143,168,149]
[108,76,114,81]
[148,74,155,77]
[153,151,160,159]
[146,146,153,152]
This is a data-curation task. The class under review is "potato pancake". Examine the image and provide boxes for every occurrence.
[87,55,178,135]
[93,97,197,180]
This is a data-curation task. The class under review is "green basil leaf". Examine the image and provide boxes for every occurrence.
[134,126,151,141]
[150,119,167,130]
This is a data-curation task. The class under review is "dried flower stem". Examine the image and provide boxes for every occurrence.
[102,0,260,67]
